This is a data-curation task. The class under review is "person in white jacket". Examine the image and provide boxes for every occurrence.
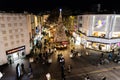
[0,72,3,79]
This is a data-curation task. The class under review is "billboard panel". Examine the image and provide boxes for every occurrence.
[93,15,107,31]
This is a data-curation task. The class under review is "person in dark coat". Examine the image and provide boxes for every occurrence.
[67,64,72,73]
[28,62,33,75]
[61,65,65,80]
[100,53,104,58]
[16,63,21,80]
[21,63,26,75]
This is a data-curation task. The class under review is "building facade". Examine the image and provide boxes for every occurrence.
[0,13,31,65]
[78,14,120,52]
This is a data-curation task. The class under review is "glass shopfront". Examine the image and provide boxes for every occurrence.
[6,46,25,64]
[86,41,120,52]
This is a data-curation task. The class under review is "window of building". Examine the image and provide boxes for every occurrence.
[79,24,82,27]
[9,30,12,33]
[2,30,6,34]
[16,35,19,38]
[4,43,8,47]
[11,41,14,45]
[1,24,5,28]
[7,17,11,21]
[19,23,23,26]
[21,34,24,37]
[0,17,1,21]
[1,16,4,21]
[15,29,18,32]
[3,37,7,40]
[14,23,17,26]
[21,39,24,42]
[19,16,22,19]
[13,17,17,20]
[10,35,13,39]
[16,40,20,43]
[20,28,23,32]
[8,23,11,27]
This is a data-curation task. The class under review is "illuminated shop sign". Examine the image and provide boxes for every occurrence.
[6,46,25,54]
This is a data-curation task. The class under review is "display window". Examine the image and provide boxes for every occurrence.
[112,32,120,38]
[87,42,108,51]
[92,31,106,38]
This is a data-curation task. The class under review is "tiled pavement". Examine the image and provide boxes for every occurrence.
[1,44,120,80]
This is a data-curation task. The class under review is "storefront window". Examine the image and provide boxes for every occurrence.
[87,42,108,51]
[92,31,106,38]
[112,32,120,38]
[13,53,19,61]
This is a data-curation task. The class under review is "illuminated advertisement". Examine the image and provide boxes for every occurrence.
[95,20,106,28]
[94,15,107,31]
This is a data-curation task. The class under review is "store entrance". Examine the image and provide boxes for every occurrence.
[7,51,25,64]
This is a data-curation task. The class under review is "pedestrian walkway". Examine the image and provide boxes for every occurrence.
[66,63,120,78]
[1,41,120,80]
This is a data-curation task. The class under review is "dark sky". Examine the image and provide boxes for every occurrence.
[0,0,119,14]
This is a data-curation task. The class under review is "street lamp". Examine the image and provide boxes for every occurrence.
[59,8,62,12]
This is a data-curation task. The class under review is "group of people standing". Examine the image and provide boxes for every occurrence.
[16,62,32,80]
[97,49,120,65]
[37,47,55,64]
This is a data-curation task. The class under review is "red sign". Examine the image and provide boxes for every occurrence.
[6,46,25,54]
[62,41,68,44]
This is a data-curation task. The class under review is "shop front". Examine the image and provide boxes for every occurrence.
[86,41,107,51]
[6,46,25,64]
[86,41,120,52]
[86,36,120,52]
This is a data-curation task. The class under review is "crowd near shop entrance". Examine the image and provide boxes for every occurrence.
[6,46,26,64]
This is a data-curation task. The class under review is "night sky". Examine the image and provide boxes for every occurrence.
[0,0,119,14]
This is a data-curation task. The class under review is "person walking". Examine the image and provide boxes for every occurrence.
[28,62,33,78]
[16,63,21,80]
[21,63,26,75]
[108,52,113,61]
[29,63,32,74]
[61,65,65,80]
[100,53,104,58]
[67,64,72,73]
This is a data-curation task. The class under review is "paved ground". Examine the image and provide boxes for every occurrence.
[1,43,120,80]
